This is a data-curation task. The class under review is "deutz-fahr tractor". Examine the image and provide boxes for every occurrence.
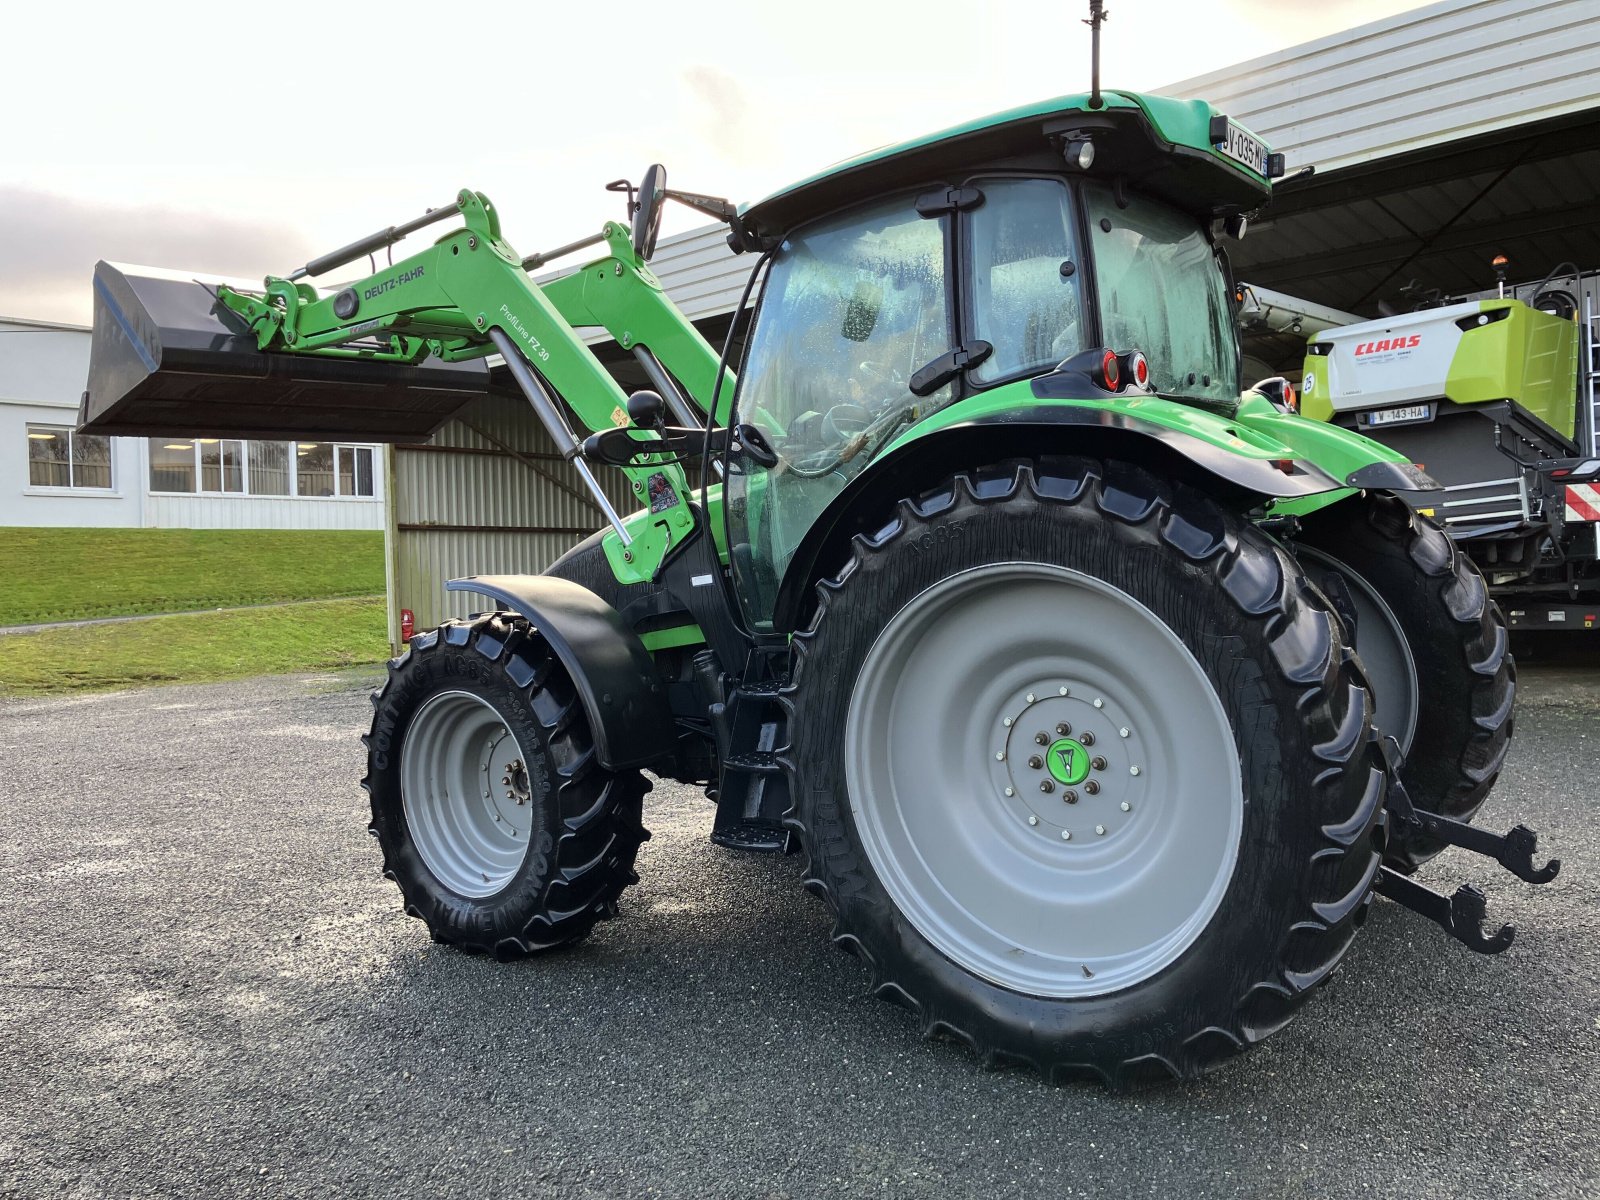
[81,48,1559,1084]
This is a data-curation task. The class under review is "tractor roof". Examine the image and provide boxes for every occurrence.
[741,90,1272,238]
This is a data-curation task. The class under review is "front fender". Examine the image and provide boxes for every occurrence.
[446,574,674,771]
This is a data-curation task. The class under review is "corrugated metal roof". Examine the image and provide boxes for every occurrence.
[1164,0,1600,175]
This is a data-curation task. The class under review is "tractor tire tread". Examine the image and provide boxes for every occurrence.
[783,458,1384,1087]
[362,612,648,957]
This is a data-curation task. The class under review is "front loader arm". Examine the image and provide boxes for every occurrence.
[538,223,737,426]
[215,189,695,585]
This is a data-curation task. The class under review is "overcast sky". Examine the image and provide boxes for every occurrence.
[2,0,1435,325]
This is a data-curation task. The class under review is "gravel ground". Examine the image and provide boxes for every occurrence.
[2,663,1597,1199]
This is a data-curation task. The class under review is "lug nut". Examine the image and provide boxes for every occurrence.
[1026,693,1036,704]
[1095,824,1107,836]
[996,751,1005,761]
[1084,780,1100,795]
[1003,716,1013,727]
[1027,815,1038,826]
[1061,830,1072,841]
[1119,728,1130,738]
[1040,780,1055,794]
[1130,766,1142,777]
[1055,722,1072,736]
[1028,755,1043,770]
[1079,730,1096,746]
[1059,686,1070,696]
[1120,801,1132,812]
[502,776,512,785]
[1035,732,1049,746]
[1091,756,1107,771]
[1004,787,1015,797]
[1094,698,1105,708]
[1063,790,1078,804]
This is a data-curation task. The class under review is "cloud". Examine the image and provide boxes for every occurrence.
[681,66,768,166]
[0,187,316,326]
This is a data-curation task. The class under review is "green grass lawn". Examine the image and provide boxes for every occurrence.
[0,528,385,626]
[0,596,389,696]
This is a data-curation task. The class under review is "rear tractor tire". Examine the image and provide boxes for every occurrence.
[1293,492,1515,872]
[363,612,649,957]
[785,459,1386,1085]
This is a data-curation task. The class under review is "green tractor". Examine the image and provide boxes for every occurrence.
[81,38,1556,1083]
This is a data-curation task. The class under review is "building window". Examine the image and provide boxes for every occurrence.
[296,442,374,497]
[199,439,245,493]
[248,441,290,496]
[149,438,376,498]
[27,424,113,489]
[149,439,199,492]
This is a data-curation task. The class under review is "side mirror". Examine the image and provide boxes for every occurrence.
[626,389,665,428]
[632,164,667,262]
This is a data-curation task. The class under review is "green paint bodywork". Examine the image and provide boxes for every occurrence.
[744,90,1270,220]
[638,623,708,652]
[875,380,1407,517]
[1439,301,1577,434]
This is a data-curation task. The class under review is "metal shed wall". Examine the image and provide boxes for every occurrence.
[386,391,633,646]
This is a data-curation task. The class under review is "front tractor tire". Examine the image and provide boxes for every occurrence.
[785,460,1386,1085]
[1293,492,1515,872]
[363,612,649,957]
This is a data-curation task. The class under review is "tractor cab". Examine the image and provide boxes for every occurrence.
[722,91,1283,624]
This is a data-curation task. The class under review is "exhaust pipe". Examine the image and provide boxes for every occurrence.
[79,260,488,442]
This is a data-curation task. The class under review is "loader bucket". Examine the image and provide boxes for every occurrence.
[79,261,488,442]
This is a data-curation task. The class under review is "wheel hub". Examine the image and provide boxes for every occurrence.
[996,687,1143,842]
[401,689,536,898]
[844,562,1244,999]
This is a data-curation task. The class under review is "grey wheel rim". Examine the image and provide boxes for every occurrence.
[401,689,534,898]
[844,563,1243,999]
[1298,546,1419,755]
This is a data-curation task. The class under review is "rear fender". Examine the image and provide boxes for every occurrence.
[446,574,673,771]
[769,406,1428,633]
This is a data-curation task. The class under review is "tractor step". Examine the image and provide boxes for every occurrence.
[710,821,790,853]
[708,645,793,854]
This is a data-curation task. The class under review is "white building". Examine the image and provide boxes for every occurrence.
[1,317,384,529]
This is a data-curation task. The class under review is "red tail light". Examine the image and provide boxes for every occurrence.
[1129,351,1149,388]
[400,608,415,643]
[1101,349,1120,390]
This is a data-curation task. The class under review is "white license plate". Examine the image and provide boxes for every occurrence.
[1217,121,1268,175]
[1365,404,1433,428]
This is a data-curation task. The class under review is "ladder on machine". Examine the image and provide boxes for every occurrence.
[1585,290,1599,460]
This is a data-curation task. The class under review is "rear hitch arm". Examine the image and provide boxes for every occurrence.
[1373,734,1560,954]
[1373,869,1516,954]
[1379,735,1561,886]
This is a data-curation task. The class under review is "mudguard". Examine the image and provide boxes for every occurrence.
[446,574,673,772]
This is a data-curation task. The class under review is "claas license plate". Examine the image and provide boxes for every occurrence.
[1364,404,1434,428]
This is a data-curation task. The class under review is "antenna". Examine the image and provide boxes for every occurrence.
[1085,2,1108,110]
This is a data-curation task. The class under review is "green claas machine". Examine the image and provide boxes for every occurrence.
[79,25,1560,1084]
[1295,263,1600,633]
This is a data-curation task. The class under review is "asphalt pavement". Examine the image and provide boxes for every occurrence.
[2,661,1598,1199]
